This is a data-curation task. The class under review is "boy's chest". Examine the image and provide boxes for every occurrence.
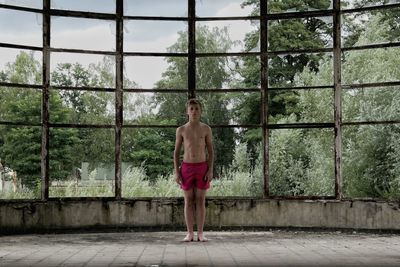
[183,130,205,143]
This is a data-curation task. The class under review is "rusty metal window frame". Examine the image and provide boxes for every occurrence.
[0,1,400,201]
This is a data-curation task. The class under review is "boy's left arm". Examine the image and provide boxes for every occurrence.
[205,126,214,181]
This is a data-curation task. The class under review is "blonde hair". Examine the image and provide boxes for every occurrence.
[185,98,202,111]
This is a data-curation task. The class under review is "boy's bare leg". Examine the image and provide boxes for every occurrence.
[183,189,195,241]
[195,188,207,241]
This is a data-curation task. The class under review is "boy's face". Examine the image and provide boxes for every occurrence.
[187,103,202,120]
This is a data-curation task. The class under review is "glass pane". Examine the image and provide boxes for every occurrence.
[51,0,115,13]
[343,124,400,198]
[268,88,334,124]
[341,0,400,9]
[49,127,115,197]
[267,0,332,13]
[343,86,400,122]
[342,47,400,85]
[269,128,335,196]
[0,125,41,199]
[122,127,263,197]
[51,17,115,51]
[197,56,260,89]
[269,53,333,88]
[0,0,42,9]
[124,56,188,89]
[0,9,42,46]
[121,127,177,197]
[342,7,400,48]
[124,0,187,16]
[124,20,187,52]
[50,53,115,88]
[268,17,333,51]
[196,20,259,53]
[49,90,115,125]
[196,0,255,17]
[0,87,41,123]
[196,91,261,125]
[208,128,263,197]
[124,92,186,125]
[0,49,42,85]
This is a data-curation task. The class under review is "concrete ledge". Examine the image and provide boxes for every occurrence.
[0,198,400,233]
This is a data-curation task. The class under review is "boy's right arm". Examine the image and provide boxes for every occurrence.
[174,127,183,184]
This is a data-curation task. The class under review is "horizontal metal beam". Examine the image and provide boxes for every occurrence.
[342,42,400,52]
[268,123,335,129]
[342,81,400,89]
[342,120,400,126]
[269,85,333,91]
[0,4,42,13]
[0,42,42,51]
[0,82,42,89]
[50,48,116,56]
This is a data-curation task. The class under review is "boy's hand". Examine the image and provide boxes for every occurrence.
[204,170,213,182]
[175,168,182,185]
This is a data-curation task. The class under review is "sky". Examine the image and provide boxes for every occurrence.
[0,0,255,88]
[2,0,398,88]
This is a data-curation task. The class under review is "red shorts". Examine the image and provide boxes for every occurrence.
[180,161,210,191]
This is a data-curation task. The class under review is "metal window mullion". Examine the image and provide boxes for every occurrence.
[188,0,195,99]
[333,0,343,200]
[41,0,50,200]
[115,0,123,199]
[260,0,269,198]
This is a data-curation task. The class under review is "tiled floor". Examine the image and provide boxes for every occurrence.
[0,230,399,266]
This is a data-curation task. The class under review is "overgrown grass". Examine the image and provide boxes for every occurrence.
[1,165,262,199]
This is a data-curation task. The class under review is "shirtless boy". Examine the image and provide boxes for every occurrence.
[174,98,214,242]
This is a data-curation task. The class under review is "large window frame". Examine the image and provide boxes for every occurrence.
[1,0,400,201]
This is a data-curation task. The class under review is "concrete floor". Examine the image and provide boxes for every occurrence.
[0,230,399,266]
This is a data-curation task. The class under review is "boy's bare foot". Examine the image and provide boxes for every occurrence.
[197,233,208,242]
[183,233,194,242]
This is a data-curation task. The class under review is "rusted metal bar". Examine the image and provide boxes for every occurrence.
[268,123,334,129]
[49,123,114,128]
[0,122,41,126]
[0,82,42,89]
[342,120,400,126]
[342,42,400,51]
[115,0,124,200]
[333,0,343,200]
[51,86,115,92]
[269,85,333,91]
[269,48,333,55]
[41,0,50,201]
[50,48,116,55]
[123,16,188,21]
[195,16,260,21]
[50,9,115,20]
[196,52,259,57]
[124,89,188,93]
[342,81,400,89]
[341,3,400,14]
[195,88,260,93]
[188,0,195,99]
[0,4,41,13]
[261,0,269,198]
[267,10,334,20]
[123,124,260,129]
[124,52,187,57]
[0,42,42,51]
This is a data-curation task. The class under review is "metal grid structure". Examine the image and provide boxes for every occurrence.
[0,0,399,201]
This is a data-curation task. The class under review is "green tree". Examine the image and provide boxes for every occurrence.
[291,11,400,198]
[0,52,79,189]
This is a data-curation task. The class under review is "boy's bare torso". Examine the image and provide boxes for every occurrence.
[179,122,209,163]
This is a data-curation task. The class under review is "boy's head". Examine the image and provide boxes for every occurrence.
[185,98,202,121]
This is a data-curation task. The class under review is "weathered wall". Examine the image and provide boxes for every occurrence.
[0,198,399,233]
